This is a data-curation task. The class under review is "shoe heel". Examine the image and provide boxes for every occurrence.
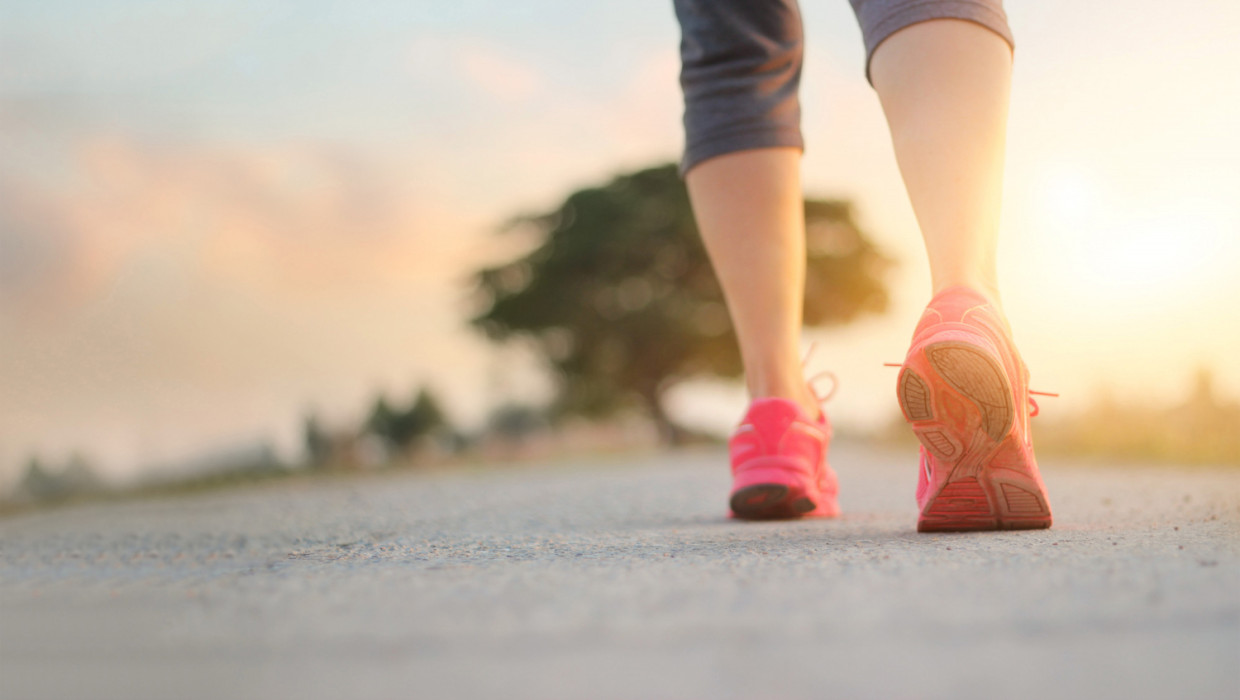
[918,477,997,532]
[917,473,1051,532]
[904,339,1051,531]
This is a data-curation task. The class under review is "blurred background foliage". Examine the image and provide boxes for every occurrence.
[6,162,1236,511]
[470,163,890,444]
[1035,369,1240,465]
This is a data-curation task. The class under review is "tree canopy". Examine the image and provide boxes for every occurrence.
[470,163,890,443]
[364,388,449,456]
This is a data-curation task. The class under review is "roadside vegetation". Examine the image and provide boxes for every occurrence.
[6,164,1235,511]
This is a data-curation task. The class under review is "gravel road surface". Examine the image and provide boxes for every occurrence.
[2,442,1238,699]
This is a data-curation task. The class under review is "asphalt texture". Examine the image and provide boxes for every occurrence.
[2,442,1238,700]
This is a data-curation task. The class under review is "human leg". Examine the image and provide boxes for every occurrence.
[675,0,816,417]
[849,0,1014,302]
[685,149,818,417]
[674,0,837,519]
[851,3,1051,529]
[695,157,843,519]
[869,17,1013,302]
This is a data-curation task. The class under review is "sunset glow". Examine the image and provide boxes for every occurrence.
[1032,166,1234,309]
[1,0,1237,484]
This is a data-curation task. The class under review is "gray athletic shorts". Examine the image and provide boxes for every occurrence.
[674,0,1014,174]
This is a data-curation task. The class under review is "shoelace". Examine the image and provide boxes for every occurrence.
[802,341,838,410]
[1027,390,1058,417]
[882,362,1058,416]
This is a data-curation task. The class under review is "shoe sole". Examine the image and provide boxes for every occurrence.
[729,459,838,521]
[730,484,818,520]
[899,340,1051,532]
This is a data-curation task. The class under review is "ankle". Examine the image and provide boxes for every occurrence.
[932,277,1002,309]
[747,378,821,419]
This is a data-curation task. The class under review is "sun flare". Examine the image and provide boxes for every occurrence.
[1032,167,1235,312]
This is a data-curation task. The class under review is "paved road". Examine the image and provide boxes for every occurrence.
[2,443,1238,700]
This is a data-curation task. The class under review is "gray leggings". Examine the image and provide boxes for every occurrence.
[674,0,1014,174]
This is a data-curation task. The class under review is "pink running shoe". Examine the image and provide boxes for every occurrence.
[897,286,1052,532]
[728,397,840,520]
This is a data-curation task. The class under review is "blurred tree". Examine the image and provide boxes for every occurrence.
[471,163,891,444]
[364,388,451,456]
[486,402,549,442]
[365,395,400,455]
[1178,367,1240,463]
[303,412,332,468]
[60,452,103,493]
[15,452,102,501]
[17,455,61,501]
[409,388,447,437]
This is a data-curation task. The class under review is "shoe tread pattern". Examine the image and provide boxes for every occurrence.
[918,478,995,532]
[898,370,933,422]
[1001,483,1048,517]
[927,342,1014,442]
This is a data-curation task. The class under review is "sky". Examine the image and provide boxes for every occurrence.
[2,0,1238,487]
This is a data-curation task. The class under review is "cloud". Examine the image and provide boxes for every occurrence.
[0,179,84,306]
[0,131,506,483]
[0,135,488,322]
[459,44,544,102]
